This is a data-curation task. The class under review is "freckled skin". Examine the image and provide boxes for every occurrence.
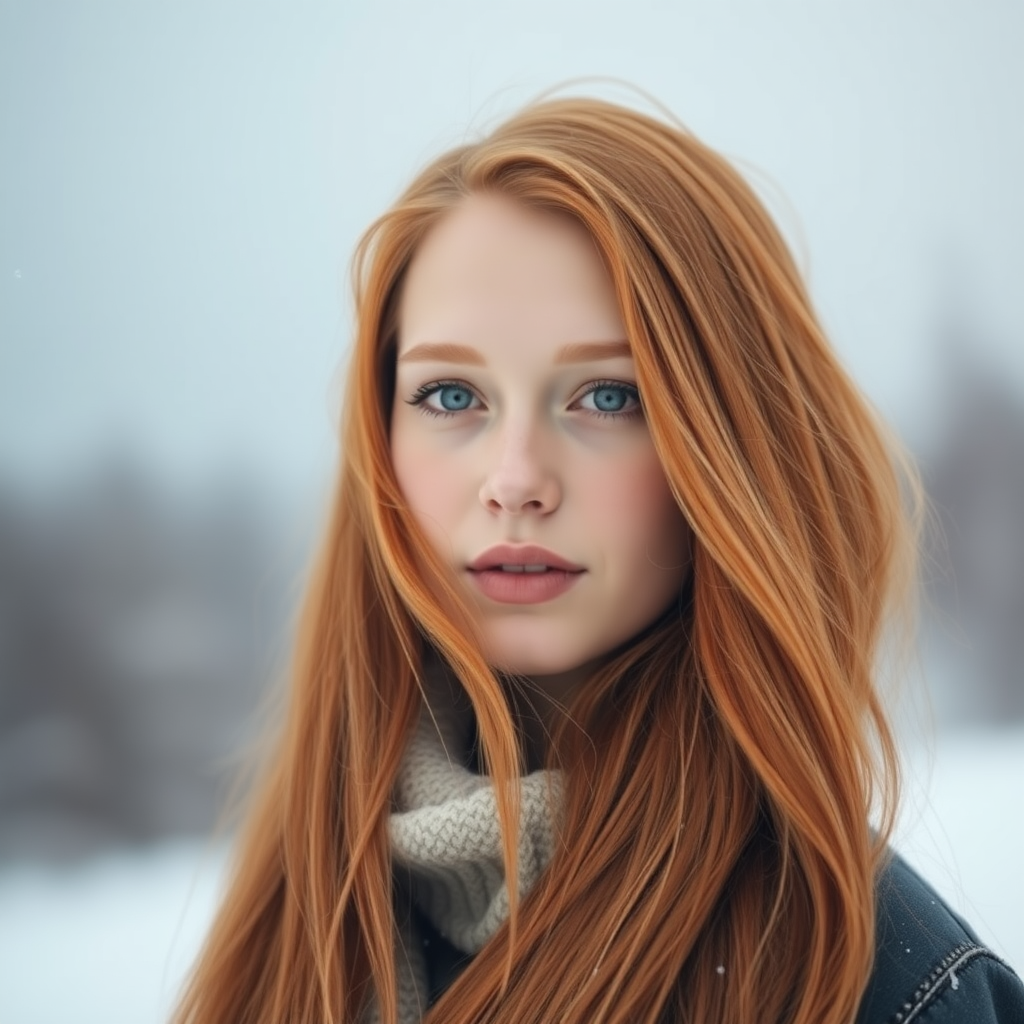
[390,194,692,702]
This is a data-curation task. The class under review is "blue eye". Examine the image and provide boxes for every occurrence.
[592,386,628,412]
[436,385,474,410]
[407,381,481,417]
[577,381,642,418]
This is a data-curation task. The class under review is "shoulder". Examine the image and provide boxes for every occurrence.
[856,852,1024,1024]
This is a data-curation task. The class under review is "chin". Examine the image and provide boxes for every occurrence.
[486,654,578,679]
[482,633,608,684]
[488,609,637,671]
[484,643,577,677]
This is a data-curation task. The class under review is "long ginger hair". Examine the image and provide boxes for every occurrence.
[173,97,921,1024]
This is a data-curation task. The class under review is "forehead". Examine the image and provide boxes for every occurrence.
[396,194,625,354]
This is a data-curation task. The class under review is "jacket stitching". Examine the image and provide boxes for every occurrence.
[891,943,1004,1023]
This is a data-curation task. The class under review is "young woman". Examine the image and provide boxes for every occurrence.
[173,96,1024,1024]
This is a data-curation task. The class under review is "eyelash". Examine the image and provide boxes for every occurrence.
[404,379,644,420]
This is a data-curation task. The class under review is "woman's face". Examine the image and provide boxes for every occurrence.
[390,193,692,690]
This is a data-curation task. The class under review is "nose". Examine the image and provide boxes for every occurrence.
[478,421,561,516]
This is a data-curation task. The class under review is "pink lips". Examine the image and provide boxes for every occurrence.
[468,544,584,573]
[467,544,585,604]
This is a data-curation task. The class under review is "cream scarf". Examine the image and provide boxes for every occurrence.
[365,678,563,1023]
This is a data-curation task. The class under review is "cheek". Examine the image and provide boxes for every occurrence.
[578,450,687,562]
[391,434,464,550]
[392,441,432,510]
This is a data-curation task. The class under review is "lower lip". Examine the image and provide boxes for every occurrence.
[468,569,584,604]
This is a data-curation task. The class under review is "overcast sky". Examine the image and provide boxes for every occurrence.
[2,0,1022,492]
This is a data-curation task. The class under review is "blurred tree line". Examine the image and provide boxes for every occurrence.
[0,463,301,862]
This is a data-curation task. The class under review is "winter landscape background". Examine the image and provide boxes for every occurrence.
[1,2,1022,1022]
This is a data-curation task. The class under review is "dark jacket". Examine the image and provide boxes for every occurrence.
[857,853,1024,1023]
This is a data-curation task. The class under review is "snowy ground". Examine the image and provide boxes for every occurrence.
[1,730,1021,1024]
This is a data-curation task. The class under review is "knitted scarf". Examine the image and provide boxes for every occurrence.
[364,677,563,1023]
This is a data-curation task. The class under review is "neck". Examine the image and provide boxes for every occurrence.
[426,648,600,773]
[501,659,604,772]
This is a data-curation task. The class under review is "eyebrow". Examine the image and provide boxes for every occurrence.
[397,340,633,365]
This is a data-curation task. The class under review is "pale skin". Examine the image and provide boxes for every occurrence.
[390,193,692,769]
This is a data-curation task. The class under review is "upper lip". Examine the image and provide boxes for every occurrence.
[468,544,585,572]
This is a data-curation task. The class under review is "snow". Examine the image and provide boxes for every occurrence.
[0,841,229,1024]
[0,731,1020,1024]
